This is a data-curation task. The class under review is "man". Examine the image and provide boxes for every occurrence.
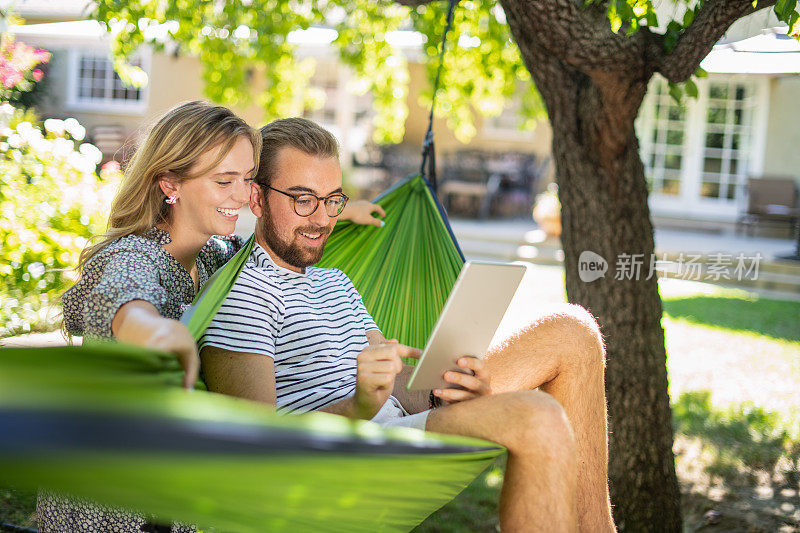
[200,118,615,532]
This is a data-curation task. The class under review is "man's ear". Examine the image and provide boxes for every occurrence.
[158,173,180,198]
[250,183,265,217]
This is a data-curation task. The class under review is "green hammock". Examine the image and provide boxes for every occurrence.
[317,174,465,349]
[0,175,505,532]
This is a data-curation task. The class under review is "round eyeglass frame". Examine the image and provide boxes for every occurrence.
[266,185,349,217]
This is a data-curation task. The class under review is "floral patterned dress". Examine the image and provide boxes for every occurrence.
[37,227,242,533]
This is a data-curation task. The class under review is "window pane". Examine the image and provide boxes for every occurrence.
[666,130,683,145]
[76,54,144,103]
[661,179,681,195]
[706,132,724,149]
[703,157,722,173]
[664,153,682,170]
[707,106,727,124]
[667,105,683,121]
[701,181,721,198]
[709,84,728,100]
[638,78,688,198]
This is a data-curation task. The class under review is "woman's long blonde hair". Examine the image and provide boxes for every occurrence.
[78,100,261,269]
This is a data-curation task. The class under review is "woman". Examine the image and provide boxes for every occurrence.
[38,100,384,532]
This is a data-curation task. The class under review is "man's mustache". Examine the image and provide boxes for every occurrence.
[295,226,332,237]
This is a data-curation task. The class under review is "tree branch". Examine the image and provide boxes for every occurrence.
[658,0,777,83]
[395,0,434,6]
[502,0,658,74]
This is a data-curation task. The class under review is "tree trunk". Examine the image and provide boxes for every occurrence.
[554,101,683,531]
[502,6,683,530]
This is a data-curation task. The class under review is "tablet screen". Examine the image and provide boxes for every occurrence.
[406,261,526,391]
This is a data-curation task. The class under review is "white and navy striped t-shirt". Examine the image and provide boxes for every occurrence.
[200,243,379,413]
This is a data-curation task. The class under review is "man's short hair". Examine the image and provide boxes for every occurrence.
[255,118,340,188]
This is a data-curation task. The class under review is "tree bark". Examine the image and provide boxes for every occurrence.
[501,2,683,530]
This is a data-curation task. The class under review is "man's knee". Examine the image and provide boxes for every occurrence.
[495,391,576,457]
[526,304,605,368]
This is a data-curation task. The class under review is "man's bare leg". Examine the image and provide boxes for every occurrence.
[426,390,578,532]
[486,304,614,531]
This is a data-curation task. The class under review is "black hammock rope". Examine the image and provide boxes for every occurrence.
[419,0,459,193]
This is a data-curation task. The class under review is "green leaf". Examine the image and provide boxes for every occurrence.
[646,10,659,27]
[668,82,683,104]
[789,10,800,39]
[694,67,708,78]
[607,1,622,33]
[683,9,695,27]
[774,0,797,19]
[685,78,698,98]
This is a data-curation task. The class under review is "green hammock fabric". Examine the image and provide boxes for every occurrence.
[181,234,255,341]
[0,345,503,533]
[0,174,505,531]
[318,174,465,350]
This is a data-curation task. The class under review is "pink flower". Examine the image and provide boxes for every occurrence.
[2,70,23,89]
[32,69,43,82]
[34,49,51,64]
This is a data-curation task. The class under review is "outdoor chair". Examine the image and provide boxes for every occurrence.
[736,176,800,237]
[438,150,548,219]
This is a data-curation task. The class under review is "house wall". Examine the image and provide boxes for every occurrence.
[763,75,800,184]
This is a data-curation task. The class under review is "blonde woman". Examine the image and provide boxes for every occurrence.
[38,100,385,532]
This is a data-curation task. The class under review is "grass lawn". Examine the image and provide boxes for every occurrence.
[2,268,799,531]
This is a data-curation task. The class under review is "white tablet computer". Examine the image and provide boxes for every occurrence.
[406,261,526,391]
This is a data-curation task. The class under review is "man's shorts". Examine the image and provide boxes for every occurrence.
[370,395,430,431]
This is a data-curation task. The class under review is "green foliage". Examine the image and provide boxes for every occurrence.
[409,0,544,142]
[0,106,114,337]
[673,391,799,479]
[92,0,544,144]
[334,1,412,143]
[92,0,800,145]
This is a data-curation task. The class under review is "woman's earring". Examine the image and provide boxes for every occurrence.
[165,195,177,205]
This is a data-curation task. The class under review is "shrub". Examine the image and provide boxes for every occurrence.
[0,34,50,109]
[0,105,115,337]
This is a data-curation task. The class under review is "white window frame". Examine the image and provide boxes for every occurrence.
[637,74,769,222]
[65,48,150,115]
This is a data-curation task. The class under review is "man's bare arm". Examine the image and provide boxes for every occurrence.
[200,345,277,405]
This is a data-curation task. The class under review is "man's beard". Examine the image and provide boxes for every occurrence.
[258,205,331,269]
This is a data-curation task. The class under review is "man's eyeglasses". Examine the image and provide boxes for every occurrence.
[266,186,349,217]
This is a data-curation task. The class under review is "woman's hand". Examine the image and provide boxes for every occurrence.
[433,356,492,405]
[112,300,200,389]
[340,199,386,227]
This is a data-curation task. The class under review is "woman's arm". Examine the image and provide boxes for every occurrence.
[339,200,386,227]
[112,300,200,389]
